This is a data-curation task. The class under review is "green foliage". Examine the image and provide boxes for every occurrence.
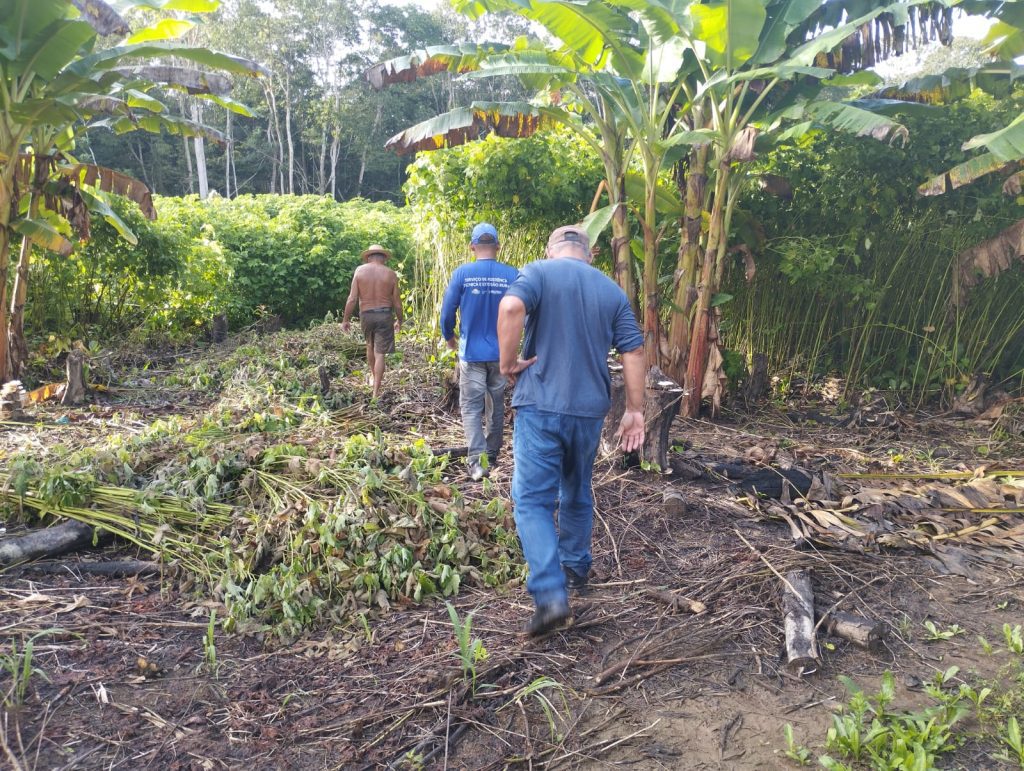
[405,128,603,321]
[1005,623,1024,655]
[25,195,413,353]
[816,670,970,770]
[922,620,965,641]
[732,92,1024,401]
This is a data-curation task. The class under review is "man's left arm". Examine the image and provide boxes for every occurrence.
[342,269,360,333]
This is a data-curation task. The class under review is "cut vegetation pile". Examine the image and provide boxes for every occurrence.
[0,324,521,638]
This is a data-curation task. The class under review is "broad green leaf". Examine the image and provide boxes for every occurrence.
[624,171,682,217]
[127,18,194,44]
[581,202,617,243]
[753,0,822,64]
[74,185,139,244]
[196,92,254,117]
[75,42,266,78]
[688,0,766,68]
[10,217,74,255]
[962,111,1024,162]
[642,36,690,85]
[12,20,96,80]
[111,0,220,11]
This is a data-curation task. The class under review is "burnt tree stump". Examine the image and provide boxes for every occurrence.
[602,365,684,471]
[744,352,769,404]
[212,313,228,343]
[61,349,87,405]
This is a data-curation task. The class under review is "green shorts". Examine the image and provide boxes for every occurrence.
[360,309,395,354]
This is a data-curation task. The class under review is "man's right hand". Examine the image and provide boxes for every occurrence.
[617,408,645,453]
[342,321,351,333]
[446,337,458,351]
[501,356,537,386]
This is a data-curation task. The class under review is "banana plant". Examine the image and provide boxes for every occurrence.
[368,43,641,312]
[373,0,939,412]
[0,0,263,380]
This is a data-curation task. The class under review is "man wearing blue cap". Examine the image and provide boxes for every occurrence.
[440,223,520,481]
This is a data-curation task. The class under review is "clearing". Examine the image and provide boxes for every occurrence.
[1,324,1022,770]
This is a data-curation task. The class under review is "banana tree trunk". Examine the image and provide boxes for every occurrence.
[8,233,32,379]
[0,174,12,384]
[609,176,637,317]
[641,168,661,369]
[683,159,730,417]
[8,158,46,380]
[665,145,709,383]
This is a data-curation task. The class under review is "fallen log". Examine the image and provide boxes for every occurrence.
[823,611,887,650]
[0,521,95,568]
[17,559,159,578]
[782,569,819,675]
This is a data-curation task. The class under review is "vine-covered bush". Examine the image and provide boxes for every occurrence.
[26,195,413,350]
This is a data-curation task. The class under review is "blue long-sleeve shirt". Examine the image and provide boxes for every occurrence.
[440,259,519,362]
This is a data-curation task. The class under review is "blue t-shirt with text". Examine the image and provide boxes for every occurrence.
[505,258,643,418]
[440,259,519,362]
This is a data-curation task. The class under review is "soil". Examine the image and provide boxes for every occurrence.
[1,336,1022,770]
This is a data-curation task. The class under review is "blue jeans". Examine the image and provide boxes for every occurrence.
[511,406,604,607]
[459,360,506,464]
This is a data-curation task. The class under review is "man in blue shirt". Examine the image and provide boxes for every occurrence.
[440,223,520,481]
[498,225,646,637]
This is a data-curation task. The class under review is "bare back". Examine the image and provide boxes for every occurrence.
[352,262,399,311]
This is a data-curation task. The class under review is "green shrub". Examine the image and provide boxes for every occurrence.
[25,195,413,351]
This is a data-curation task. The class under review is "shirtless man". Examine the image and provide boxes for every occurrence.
[342,244,403,398]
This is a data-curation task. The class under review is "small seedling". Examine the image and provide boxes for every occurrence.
[998,716,1024,768]
[979,635,994,655]
[446,603,487,691]
[923,620,964,641]
[1005,624,1024,655]
[1,635,51,708]
[500,676,569,741]
[203,609,219,677]
[783,723,812,766]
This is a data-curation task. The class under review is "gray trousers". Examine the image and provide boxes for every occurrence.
[459,360,506,464]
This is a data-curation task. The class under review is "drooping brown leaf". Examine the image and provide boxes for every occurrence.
[725,127,758,163]
[71,0,130,37]
[951,218,1024,306]
[113,66,232,96]
[60,164,156,220]
[365,45,506,90]
[757,173,793,199]
[385,103,559,156]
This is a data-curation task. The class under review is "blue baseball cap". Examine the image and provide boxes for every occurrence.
[471,223,499,245]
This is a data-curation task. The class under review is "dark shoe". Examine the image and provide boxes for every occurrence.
[527,600,570,637]
[563,565,589,591]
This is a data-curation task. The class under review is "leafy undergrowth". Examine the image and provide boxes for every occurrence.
[784,642,1024,770]
[1,325,521,641]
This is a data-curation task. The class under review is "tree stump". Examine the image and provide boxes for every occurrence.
[822,611,887,650]
[62,350,87,405]
[441,363,460,413]
[602,365,685,471]
[744,353,769,404]
[211,313,228,343]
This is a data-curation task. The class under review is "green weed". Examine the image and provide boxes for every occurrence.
[446,603,487,691]
[1,635,51,709]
